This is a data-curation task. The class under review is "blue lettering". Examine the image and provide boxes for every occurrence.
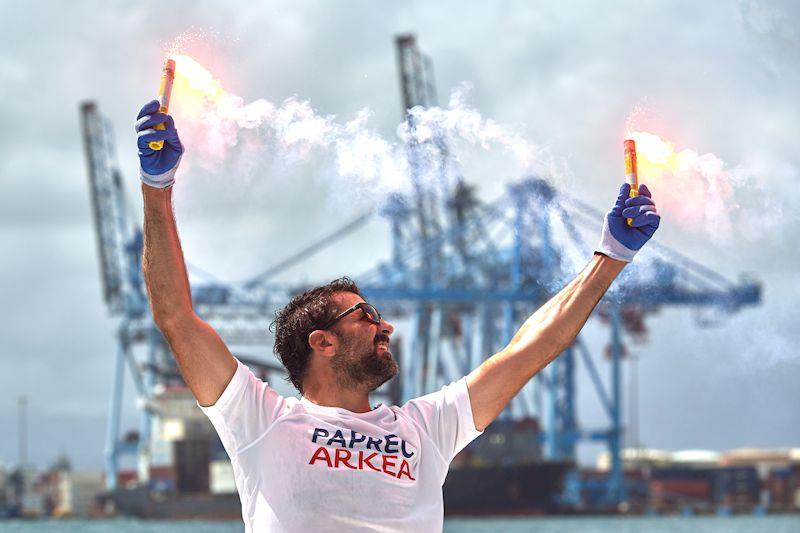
[400,440,414,459]
[328,429,347,447]
[366,436,383,451]
[384,434,399,454]
[312,428,329,443]
[348,430,367,448]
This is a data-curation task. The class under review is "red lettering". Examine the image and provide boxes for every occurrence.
[308,446,332,467]
[382,455,397,476]
[311,447,414,480]
[397,459,416,481]
[360,452,381,472]
[334,448,356,469]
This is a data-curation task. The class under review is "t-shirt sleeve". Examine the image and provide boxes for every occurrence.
[198,359,288,457]
[400,377,483,464]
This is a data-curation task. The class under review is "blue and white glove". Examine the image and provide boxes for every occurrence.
[596,183,660,262]
[135,100,184,189]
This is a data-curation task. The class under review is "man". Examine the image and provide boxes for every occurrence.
[135,99,660,532]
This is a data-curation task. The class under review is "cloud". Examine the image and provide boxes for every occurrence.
[738,0,800,77]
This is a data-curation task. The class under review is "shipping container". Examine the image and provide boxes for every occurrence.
[209,460,236,495]
[792,464,800,493]
[174,439,210,493]
[767,468,792,506]
[712,466,759,504]
[650,467,716,481]
[148,466,176,494]
[116,470,137,489]
[649,479,711,503]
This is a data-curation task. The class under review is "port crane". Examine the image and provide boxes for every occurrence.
[81,35,760,506]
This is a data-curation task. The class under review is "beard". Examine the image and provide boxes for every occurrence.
[331,331,399,392]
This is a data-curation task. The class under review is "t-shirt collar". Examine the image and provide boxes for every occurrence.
[299,396,384,416]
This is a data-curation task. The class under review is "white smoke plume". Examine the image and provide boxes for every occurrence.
[167,55,539,204]
[165,47,791,256]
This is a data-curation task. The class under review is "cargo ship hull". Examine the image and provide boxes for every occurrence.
[112,487,241,520]
[112,462,570,519]
[444,462,570,515]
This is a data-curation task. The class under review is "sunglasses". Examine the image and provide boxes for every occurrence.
[321,302,382,330]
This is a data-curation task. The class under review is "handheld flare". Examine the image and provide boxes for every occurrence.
[149,58,176,151]
[624,139,639,226]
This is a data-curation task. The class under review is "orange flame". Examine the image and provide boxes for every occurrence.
[169,54,231,116]
[163,54,256,162]
[626,131,685,182]
[625,130,736,234]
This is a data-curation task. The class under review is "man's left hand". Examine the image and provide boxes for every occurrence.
[596,183,660,262]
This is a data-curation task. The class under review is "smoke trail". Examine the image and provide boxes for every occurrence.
[399,82,538,168]
[166,55,539,203]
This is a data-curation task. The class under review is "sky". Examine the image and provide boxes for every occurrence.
[0,0,798,471]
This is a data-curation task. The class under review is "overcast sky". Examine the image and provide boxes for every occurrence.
[0,0,798,470]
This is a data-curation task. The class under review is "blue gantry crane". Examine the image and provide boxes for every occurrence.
[80,101,294,490]
[80,34,760,506]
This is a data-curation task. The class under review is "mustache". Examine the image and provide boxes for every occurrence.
[374,333,391,345]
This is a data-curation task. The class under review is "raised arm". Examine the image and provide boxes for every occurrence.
[466,183,660,431]
[137,100,236,407]
[466,253,623,430]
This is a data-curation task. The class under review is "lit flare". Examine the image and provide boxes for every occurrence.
[624,130,735,233]
[623,139,638,226]
[149,59,176,151]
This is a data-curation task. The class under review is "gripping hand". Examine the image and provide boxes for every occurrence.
[596,183,660,262]
[135,100,184,188]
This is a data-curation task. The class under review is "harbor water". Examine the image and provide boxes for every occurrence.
[1,516,799,532]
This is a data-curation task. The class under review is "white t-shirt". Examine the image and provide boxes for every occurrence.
[199,359,483,532]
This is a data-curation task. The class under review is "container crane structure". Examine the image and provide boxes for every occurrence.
[80,35,760,507]
[80,102,291,490]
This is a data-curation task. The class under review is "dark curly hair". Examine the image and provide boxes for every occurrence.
[271,277,362,393]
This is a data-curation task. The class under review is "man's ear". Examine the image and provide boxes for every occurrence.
[308,330,336,357]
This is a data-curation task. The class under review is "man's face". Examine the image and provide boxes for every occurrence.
[328,293,398,392]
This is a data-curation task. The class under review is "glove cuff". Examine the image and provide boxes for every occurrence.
[596,218,636,263]
[139,154,181,189]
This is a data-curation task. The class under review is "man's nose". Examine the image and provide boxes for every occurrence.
[380,319,394,335]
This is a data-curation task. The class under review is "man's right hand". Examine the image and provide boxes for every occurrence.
[136,100,184,189]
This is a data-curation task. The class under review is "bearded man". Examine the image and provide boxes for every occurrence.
[135,99,660,532]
